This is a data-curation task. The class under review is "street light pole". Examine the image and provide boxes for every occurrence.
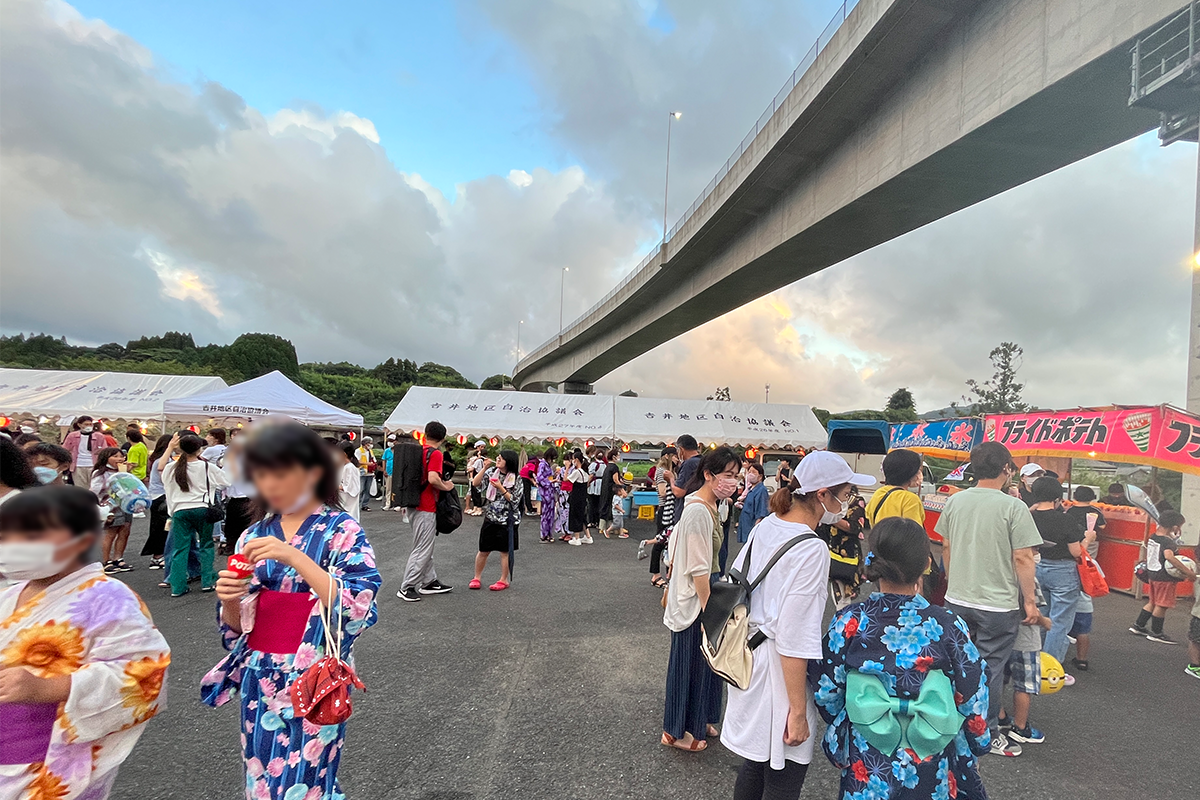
[558,267,569,341]
[765,383,770,403]
[663,111,682,253]
[515,319,523,375]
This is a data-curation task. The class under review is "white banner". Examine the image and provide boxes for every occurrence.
[0,368,227,420]
[614,397,826,448]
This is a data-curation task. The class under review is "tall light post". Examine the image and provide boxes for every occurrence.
[515,319,523,375]
[662,111,682,252]
[765,383,770,403]
[558,267,569,341]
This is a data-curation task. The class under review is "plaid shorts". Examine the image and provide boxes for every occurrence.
[1004,650,1041,696]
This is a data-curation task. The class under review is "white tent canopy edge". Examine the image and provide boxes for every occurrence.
[161,370,363,427]
[0,368,228,422]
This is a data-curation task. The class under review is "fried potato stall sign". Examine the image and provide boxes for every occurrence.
[983,405,1200,476]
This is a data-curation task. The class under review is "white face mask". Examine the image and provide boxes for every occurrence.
[19,425,35,435]
[81,426,94,434]
[0,541,78,582]
[819,493,851,526]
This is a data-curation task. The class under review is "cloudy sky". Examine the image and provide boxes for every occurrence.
[1,0,1194,413]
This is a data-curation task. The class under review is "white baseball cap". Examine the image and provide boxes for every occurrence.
[474,440,487,447]
[794,451,877,494]
[1019,463,1044,477]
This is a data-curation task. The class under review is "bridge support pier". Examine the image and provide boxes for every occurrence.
[1182,126,1200,545]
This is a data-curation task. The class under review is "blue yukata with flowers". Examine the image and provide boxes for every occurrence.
[201,506,381,800]
[811,593,991,800]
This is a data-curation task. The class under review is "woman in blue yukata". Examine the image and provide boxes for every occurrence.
[201,422,381,800]
[813,517,991,800]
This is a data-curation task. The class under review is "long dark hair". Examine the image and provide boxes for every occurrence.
[243,422,341,511]
[173,434,206,492]
[0,437,38,490]
[498,449,520,474]
[92,447,122,478]
[683,446,742,494]
[149,434,173,466]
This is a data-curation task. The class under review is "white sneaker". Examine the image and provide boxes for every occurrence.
[1066,634,1077,644]
[568,537,583,546]
[582,534,594,544]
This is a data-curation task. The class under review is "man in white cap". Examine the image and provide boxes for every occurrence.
[1017,463,1044,507]
[466,440,488,516]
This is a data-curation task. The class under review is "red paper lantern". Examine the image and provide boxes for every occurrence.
[620,443,631,453]
[347,431,356,441]
[457,434,468,445]
[745,447,758,460]
[489,437,500,446]
[554,437,567,448]
[584,439,594,449]
[187,425,199,433]
[0,416,9,428]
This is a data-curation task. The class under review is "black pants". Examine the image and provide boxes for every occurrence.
[140,496,169,556]
[520,478,535,514]
[649,540,666,575]
[733,759,809,800]
[587,494,601,526]
[224,497,255,548]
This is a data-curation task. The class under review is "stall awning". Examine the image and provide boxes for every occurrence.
[890,418,983,460]
[385,387,614,442]
[0,368,227,420]
[983,405,1200,476]
[162,371,363,427]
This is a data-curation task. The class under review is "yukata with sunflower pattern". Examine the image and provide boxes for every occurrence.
[0,563,170,800]
[812,593,991,800]
[200,506,380,800]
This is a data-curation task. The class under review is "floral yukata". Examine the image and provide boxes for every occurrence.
[812,593,991,800]
[0,563,170,800]
[535,460,557,542]
[201,506,380,800]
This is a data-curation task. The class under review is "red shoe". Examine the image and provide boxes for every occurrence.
[489,580,509,591]
[468,579,482,590]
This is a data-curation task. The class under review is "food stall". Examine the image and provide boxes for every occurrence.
[888,418,983,542]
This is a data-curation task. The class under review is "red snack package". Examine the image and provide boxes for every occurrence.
[227,553,255,578]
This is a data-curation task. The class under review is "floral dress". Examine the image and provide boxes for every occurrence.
[0,563,170,800]
[812,593,991,800]
[201,506,380,800]
[535,460,557,541]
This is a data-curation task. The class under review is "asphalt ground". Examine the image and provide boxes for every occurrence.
[106,509,1198,800]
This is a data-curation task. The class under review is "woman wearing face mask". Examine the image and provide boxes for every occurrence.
[201,422,380,800]
[737,463,770,543]
[163,433,231,597]
[62,415,108,488]
[0,486,170,799]
[26,442,73,487]
[721,451,876,800]
[661,446,743,752]
[0,437,39,512]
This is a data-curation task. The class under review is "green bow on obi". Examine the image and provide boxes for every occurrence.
[845,670,965,760]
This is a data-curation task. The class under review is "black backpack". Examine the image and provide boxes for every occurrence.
[421,447,462,535]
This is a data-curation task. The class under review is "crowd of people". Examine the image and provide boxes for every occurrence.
[0,416,1197,800]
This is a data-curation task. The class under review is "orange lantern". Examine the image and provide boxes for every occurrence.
[620,442,631,453]
[554,437,567,448]
[0,416,9,428]
[745,447,758,460]
[489,436,500,446]
[412,429,422,440]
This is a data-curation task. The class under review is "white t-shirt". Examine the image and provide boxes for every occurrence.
[75,438,94,468]
[662,498,717,632]
[202,444,227,466]
[162,459,231,515]
[339,463,362,521]
[721,513,829,769]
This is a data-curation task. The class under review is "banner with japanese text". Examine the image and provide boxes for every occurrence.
[614,397,827,448]
[889,418,982,460]
[386,386,616,442]
[982,405,1200,476]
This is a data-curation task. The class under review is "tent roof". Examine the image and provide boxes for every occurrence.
[161,371,363,427]
[385,387,827,448]
[0,368,227,420]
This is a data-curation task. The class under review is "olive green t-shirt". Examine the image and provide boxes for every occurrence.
[934,487,1043,612]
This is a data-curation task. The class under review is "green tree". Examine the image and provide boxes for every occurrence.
[480,374,510,391]
[217,333,300,383]
[884,387,919,423]
[371,357,419,386]
[961,342,1028,414]
[415,362,476,389]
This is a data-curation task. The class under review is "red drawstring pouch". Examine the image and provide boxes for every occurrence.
[290,577,366,726]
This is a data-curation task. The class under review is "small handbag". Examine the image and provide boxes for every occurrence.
[202,464,226,524]
[1077,551,1109,597]
[290,576,366,726]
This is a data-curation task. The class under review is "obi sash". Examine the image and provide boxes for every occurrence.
[0,702,58,764]
[246,590,317,654]
[845,670,965,760]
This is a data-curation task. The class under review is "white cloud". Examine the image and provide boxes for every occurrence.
[266,108,381,147]
[138,246,225,318]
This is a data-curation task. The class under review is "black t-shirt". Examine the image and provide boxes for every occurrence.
[1147,533,1181,581]
[1032,509,1085,561]
[671,455,701,526]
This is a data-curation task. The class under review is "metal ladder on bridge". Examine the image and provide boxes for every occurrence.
[1130,0,1200,143]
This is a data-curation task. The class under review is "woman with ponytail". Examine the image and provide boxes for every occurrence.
[722,451,875,800]
[813,516,991,800]
[162,432,230,596]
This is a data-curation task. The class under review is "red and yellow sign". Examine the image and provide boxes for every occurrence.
[983,405,1200,476]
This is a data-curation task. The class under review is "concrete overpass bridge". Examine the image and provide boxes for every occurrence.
[514,0,1184,392]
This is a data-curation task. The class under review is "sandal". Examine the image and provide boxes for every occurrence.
[652,576,668,588]
[660,732,706,752]
[489,580,509,591]
[617,532,629,539]
[468,579,482,590]
[706,724,720,738]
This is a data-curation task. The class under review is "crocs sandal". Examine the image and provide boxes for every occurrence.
[489,580,509,591]
[468,579,482,590]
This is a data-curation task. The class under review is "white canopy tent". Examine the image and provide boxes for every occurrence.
[613,397,827,448]
[162,370,363,427]
[0,368,227,422]
[386,387,613,442]
[385,387,827,448]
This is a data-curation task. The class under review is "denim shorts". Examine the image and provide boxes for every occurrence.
[1004,650,1041,695]
[1069,611,1093,636]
